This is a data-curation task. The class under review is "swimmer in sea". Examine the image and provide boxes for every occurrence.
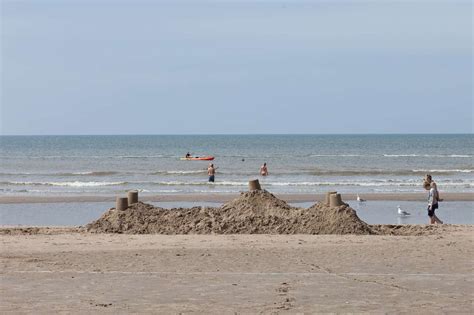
[260,162,268,176]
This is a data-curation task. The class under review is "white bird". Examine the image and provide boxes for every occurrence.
[397,205,410,216]
[357,194,366,202]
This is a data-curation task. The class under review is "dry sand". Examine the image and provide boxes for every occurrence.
[1,226,473,313]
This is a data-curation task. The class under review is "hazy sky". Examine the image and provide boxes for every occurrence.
[1,0,472,135]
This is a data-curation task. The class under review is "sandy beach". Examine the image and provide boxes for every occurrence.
[1,189,473,313]
[1,225,472,313]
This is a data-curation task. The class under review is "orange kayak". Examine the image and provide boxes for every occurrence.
[180,156,215,161]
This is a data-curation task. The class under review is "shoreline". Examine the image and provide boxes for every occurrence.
[0,192,472,204]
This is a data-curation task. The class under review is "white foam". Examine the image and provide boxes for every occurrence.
[268,180,473,187]
[7,181,126,187]
[310,154,365,157]
[165,170,207,175]
[384,154,472,158]
[412,169,472,173]
[153,181,247,186]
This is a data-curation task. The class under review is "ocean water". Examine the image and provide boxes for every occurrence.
[0,134,472,197]
[1,201,472,226]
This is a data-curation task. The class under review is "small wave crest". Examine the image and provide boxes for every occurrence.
[147,181,247,186]
[285,169,473,176]
[149,170,207,175]
[412,169,472,174]
[2,178,472,189]
[269,180,473,187]
[64,171,119,176]
[310,154,365,157]
[0,171,120,177]
[383,154,472,158]
[2,181,127,187]
[0,155,170,160]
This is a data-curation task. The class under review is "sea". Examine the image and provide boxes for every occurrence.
[1,134,473,197]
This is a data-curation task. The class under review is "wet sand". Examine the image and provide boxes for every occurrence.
[1,192,473,204]
[1,225,473,313]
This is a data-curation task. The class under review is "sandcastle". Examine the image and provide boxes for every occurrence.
[87,180,373,235]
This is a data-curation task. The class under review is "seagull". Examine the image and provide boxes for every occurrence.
[397,205,410,216]
[357,194,366,202]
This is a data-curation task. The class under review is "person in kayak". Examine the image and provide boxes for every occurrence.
[185,152,191,158]
[260,162,268,176]
[208,163,216,182]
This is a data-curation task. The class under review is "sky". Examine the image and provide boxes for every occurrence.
[1,0,472,135]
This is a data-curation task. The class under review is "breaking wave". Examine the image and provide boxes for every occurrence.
[3,181,127,187]
[149,170,207,175]
[383,154,472,158]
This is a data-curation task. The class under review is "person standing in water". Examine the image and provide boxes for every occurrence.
[260,162,268,176]
[427,178,443,224]
[208,163,216,182]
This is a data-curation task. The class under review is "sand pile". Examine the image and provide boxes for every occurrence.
[86,190,373,235]
[304,202,373,235]
[85,202,217,234]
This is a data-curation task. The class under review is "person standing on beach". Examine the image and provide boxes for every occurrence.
[424,174,443,201]
[260,162,268,176]
[427,180,443,224]
[208,163,216,182]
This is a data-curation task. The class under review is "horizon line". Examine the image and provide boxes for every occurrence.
[1,132,472,137]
